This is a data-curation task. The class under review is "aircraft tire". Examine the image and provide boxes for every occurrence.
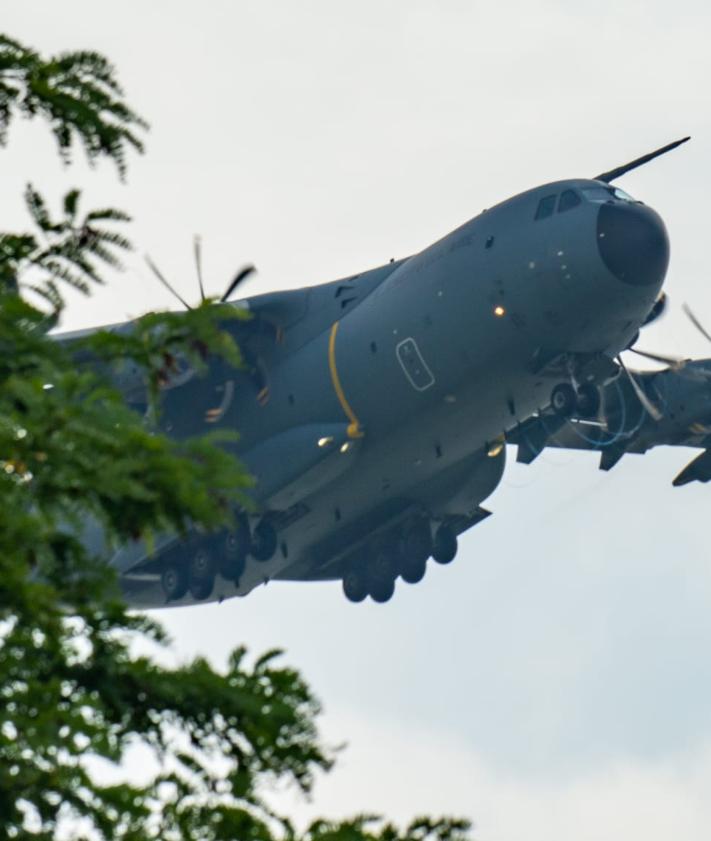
[400,555,427,584]
[402,520,432,565]
[251,521,277,562]
[219,552,246,583]
[369,576,395,604]
[189,574,215,601]
[576,383,601,418]
[367,550,397,586]
[342,568,368,603]
[220,526,248,582]
[551,383,577,417]
[189,548,217,581]
[432,525,457,565]
[225,520,251,559]
[161,563,189,601]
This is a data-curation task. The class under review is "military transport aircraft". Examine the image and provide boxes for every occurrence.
[75,137,689,607]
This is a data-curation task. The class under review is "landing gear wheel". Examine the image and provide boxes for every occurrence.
[367,551,397,587]
[189,574,214,601]
[251,520,277,562]
[576,382,601,418]
[400,555,427,584]
[370,576,395,604]
[219,551,246,583]
[161,563,188,601]
[189,549,216,581]
[220,526,249,582]
[551,383,578,417]
[402,519,432,565]
[366,550,397,603]
[432,525,458,565]
[342,568,368,603]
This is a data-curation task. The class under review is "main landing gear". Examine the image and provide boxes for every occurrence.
[550,381,600,419]
[160,517,278,603]
[341,520,459,604]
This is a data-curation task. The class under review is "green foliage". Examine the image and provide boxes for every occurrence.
[0,183,132,308]
[0,34,147,177]
[0,31,474,841]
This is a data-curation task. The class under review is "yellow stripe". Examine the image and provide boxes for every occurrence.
[328,321,363,438]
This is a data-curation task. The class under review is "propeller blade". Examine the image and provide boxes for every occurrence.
[683,302,711,344]
[617,355,662,421]
[594,136,690,184]
[642,292,668,327]
[628,347,685,369]
[220,264,256,303]
[145,255,193,310]
[193,235,206,302]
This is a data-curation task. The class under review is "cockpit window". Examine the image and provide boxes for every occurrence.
[557,190,581,213]
[582,186,637,203]
[611,187,636,202]
[534,194,557,220]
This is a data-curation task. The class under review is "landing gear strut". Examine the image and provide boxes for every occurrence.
[575,382,601,418]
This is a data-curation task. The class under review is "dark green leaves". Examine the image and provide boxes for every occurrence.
[0,34,147,178]
[0,31,474,841]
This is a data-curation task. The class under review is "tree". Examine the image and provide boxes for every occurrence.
[0,34,473,841]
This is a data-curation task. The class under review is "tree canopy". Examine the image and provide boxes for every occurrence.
[0,34,473,841]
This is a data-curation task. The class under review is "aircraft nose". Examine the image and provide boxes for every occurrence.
[597,201,669,287]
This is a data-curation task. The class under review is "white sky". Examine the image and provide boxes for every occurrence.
[5,2,711,838]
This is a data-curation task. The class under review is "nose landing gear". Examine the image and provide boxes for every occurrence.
[550,381,601,419]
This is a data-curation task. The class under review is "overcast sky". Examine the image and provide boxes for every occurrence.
[5,2,711,839]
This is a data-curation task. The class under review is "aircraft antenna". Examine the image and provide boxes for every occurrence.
[594,136,690,183]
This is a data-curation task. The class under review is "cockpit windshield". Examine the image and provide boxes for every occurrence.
[582,186,637,203]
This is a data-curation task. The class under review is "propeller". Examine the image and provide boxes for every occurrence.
[683,302,711,344]
[220,264,257,303]
[623,292,684,370]
[145,255,193,310]
[616,354,663,421]
[145,238,257,310]
[628,347,685,369]
[594,136,690,184]
[193,235,206,303]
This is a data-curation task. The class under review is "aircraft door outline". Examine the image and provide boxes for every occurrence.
[396,337,435,392]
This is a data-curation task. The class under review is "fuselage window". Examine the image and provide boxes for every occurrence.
[557,190,581,213]
[535,195,557,220]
